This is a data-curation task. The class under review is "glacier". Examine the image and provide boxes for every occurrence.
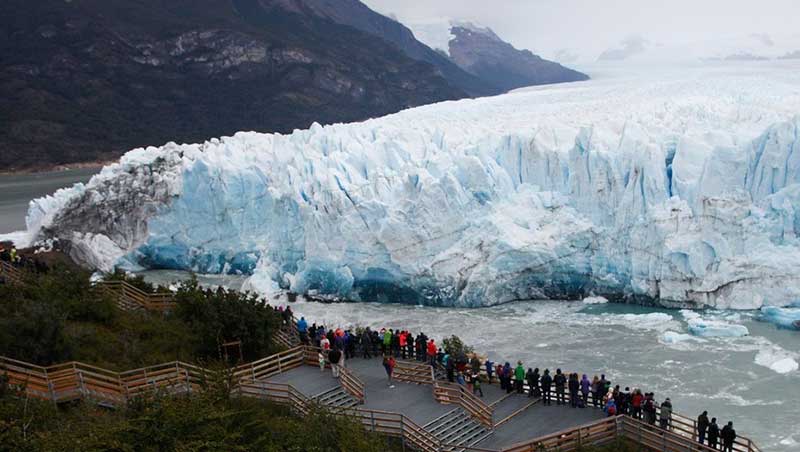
[14,63,800,309]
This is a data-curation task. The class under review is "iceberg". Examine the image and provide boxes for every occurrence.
[16,64,800,308]
[687,318,749,337]
[759,306,800,330]
[582,296,609,304]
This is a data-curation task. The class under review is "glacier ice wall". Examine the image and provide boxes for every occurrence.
[23,65,800,309]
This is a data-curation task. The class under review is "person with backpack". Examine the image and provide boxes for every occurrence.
[526,368,537,398]
[697,410,710,444]
[328,348,342,378]
[485,359,494,384]
[659,398,673,430]
[580,374,591,407]
[604,397,617,417]
[540,369,553,405]
[721,421,736,452]
[503,362,513,394]
[707,417,720,449]
[383,355,396,388]
[554,369,567,405]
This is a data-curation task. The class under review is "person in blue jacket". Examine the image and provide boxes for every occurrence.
[297,317,308,344]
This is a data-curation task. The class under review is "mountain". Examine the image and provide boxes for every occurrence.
[16,66,800,310]
[0,0,471,171]
[445,23,589,92]
[272,0,498,97]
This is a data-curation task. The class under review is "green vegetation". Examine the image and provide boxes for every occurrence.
[442,335,474,361]
[0,265,281,369]
[0,376,400,452]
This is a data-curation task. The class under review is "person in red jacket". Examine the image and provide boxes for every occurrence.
[399,331,408,359]
[631,389,644,419]
[383,355,396,388]
[426,339,437,366]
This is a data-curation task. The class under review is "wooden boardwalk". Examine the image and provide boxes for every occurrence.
[265,356,605,449]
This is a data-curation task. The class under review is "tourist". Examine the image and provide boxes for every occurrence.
[643,393,656,425]
[631,389,644,419]
[328,348,342,378]
[580,374,591,407]
[659,398,673,430]
[530,368,540,397]
[514,361,525,394]
[621,387,631,415]
[10,246,19,265]
[525,368,536,398]
[599,374,609,395]
[456,371,466,385]
[297,316,308,344]
[503,362,513,394]
[485,359,494,384]
[426,339,437,366]
[318,350,326,372]
[362,328,373,358]
[320,334,331,352]
[568,373,580,408]
[470,355,482,376]
[446,358,455,382]
[540,369,553,405]
[604,396,617,417]
[382,329,392,355]
[472,373,483,397]
[392,330,400,357]
[697,411,710,444]
[591,375,602,408]
[708,417,720,449]
[383,355,396,388]
[405,332,415,359]
[554,369,567,405]
[437,348,445,364]
[721,421,736,452]
[399,330,407,359]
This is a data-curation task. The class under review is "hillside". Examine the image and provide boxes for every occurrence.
[0,0,467,170]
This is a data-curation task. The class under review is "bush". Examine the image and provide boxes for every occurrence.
[442,335,473,361]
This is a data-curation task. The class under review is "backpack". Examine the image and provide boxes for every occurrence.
[607,405,616,415]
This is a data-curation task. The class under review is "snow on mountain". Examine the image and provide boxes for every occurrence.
[13,62,800,309]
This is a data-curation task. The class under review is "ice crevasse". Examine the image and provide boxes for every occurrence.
[18,66,800,309]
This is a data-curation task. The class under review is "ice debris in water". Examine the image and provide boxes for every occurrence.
[660,331,696,343]
[687,318,749,337]
[16,64,800,309]
[754,346,799,374]
[759,306,800,330]
[582,296,609,304]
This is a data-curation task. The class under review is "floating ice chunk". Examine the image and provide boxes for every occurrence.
[687,318,749,337]
[661,331,695,343]
[582,296,608,304]
[759,306,800,330]
[754,347,799,374]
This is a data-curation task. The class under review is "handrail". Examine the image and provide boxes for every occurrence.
[434,381,494,429]
[95,280,177,312]
[0,260,23,285]
[393,360,435,385]
[338,365,366,403]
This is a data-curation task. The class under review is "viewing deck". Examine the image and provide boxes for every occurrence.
[267,356,604,449]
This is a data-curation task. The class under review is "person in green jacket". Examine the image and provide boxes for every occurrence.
[383,329,393,356]
[514,361,525,394]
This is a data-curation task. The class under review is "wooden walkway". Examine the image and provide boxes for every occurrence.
[266,356,605,449]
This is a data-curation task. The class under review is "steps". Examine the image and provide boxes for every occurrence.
[313,387,359,409]
[424,408,492,452]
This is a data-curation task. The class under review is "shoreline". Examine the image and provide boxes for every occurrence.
[0,160,113,176]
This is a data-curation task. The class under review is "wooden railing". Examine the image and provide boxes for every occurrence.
[394,359,435,385]
[231,346,306,381]
[433,381,494,429]
[0,260,23,285]
[338,365,366,403]
[96,280,176,312]
[651,406,761,452]
[1,356,209,406]
[502,416,619,452]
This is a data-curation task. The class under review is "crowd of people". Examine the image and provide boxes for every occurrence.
[278,311,742,451]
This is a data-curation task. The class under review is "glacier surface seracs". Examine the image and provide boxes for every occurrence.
[17,64,800,309]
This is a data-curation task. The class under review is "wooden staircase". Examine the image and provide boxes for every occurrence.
[0,260,23,285]
[314,386,360,409]
[425,408,492,452]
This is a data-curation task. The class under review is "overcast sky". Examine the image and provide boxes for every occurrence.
[362,0,800,61]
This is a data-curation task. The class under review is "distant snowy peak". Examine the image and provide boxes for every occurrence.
[595,33,800,63]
